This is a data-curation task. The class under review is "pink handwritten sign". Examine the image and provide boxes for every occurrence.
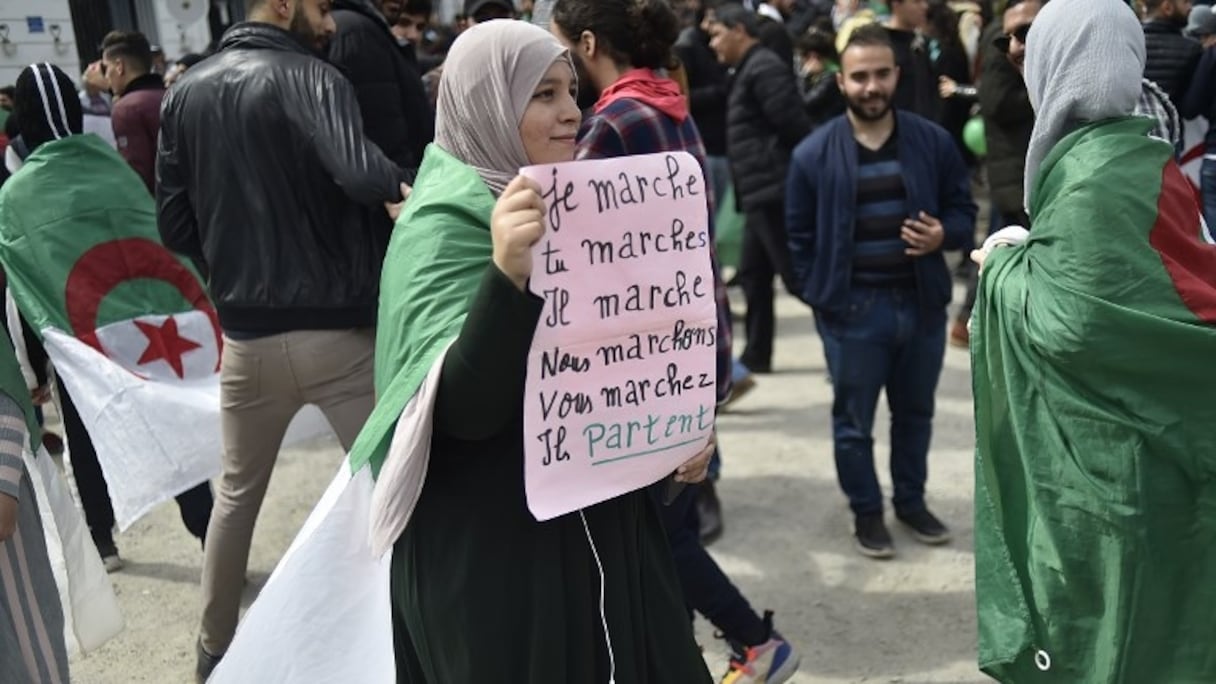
[521,151,717,522]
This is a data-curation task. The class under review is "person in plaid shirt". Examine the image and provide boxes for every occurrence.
[552,1,802,682]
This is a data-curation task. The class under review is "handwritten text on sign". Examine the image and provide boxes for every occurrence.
[522,152,717,521]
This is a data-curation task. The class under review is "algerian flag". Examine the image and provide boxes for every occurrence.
[973,118,1216,682]
[0,133,326,529]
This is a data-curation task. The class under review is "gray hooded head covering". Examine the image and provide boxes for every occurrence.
[434,20,572,196]
[1022,0,1145,207]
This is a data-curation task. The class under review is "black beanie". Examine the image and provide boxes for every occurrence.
[13,63,84,153]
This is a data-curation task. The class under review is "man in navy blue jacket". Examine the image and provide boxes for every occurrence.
[785,24,975,559]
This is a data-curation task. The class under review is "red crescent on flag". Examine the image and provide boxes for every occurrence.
[65,238,222,370]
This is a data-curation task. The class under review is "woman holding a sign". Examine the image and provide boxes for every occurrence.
[354,19,714,684]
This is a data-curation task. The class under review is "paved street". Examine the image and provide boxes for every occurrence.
[71,287,984,683]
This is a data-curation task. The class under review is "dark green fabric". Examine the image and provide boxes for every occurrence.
[390,266,711,683]
[347,144,495,477]
[973,118,1216,682]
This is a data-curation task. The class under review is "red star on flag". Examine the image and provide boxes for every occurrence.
[134,317,202,379]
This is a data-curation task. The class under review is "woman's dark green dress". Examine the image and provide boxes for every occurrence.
[390,268,712,684]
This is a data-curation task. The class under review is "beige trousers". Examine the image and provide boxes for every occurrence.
[199,329,375,654]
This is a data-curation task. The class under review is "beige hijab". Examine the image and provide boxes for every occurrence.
[434,20,572,195]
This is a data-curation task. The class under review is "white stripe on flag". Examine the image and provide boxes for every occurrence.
[42,325,334,530]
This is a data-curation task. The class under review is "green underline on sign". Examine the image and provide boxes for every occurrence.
[591,437,705,466]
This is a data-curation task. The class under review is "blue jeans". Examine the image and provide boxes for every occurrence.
[816,287,946,516]
[1201,157,1216,231]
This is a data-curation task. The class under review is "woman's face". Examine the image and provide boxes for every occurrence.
[519,59,581,166]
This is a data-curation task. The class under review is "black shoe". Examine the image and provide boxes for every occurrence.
[41,432,64,456]
[853,513,895,559]
[92,532,124,572]
[697,480,724,546]
[897,508,952,545]
[196,639,223,683]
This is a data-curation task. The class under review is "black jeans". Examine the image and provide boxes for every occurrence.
[58,379,214,547]
[737,203,794,371]
[650,475,767,646]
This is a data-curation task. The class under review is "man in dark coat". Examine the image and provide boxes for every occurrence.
[1142,0,1202,107]
[709,3,812,374]
[329,0,434,180]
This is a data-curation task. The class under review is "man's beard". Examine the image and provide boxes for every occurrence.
[846,92,891,122]
[571,51,599,111]
[289,6,328,52]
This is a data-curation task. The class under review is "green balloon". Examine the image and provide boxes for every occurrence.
[964,116,987,157]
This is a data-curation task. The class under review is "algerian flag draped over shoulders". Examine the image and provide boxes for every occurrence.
[0,133,223,528]
[972,117,1216,682]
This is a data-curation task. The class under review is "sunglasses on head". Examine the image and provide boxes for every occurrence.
[994,23,1032,54]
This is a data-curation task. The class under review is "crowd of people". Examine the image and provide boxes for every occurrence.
[0,0,1213,682]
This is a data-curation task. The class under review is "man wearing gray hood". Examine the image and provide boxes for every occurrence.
[970,0,1216,681]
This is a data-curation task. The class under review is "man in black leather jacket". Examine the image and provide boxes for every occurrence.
[155,1,405,680]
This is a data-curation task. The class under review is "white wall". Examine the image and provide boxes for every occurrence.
[152,1,211,61]
[0,0,78,89]
[0,0,211,91]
